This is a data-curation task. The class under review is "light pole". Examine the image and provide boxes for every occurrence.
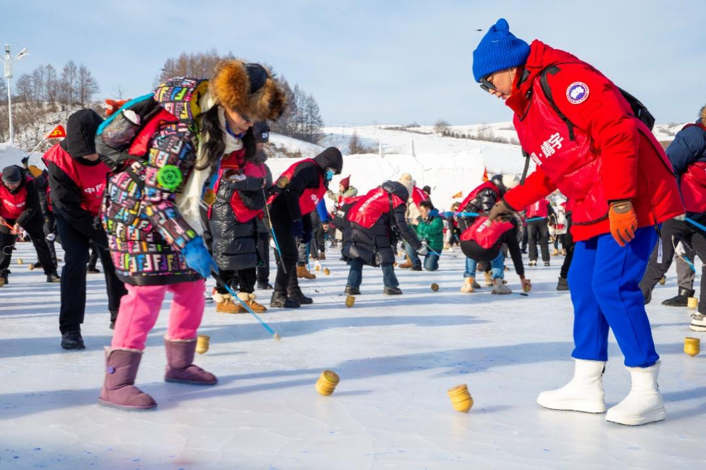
[1,43,30,146]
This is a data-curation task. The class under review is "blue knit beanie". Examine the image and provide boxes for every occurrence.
[472,18,530,82]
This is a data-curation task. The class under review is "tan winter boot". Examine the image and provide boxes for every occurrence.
[460,277,475,293]
[552,248,560,256]
[246,293,267,313]
[297,265,317,280]
[399,256,413,269]
[491,278,512,295]
[483,271,493,287]
[213,292,245,314]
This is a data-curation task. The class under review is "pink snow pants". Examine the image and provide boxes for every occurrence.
[111,280,206,351]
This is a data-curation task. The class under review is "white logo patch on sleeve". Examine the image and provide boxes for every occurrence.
[566,82,589,104]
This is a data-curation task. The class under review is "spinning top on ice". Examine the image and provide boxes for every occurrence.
[315,265,321,272]
[684,337,700,357]
[393,262,398,267]
[323,268,330,275]
[688,297,699,309]
[196,335,210,354]
[659,276,666,285]
[315,370,340,396]
[17,258,23,265]
[447,384,474,413]
[28,263,35,271]
[431,283,439,292]
[345,295,355,308]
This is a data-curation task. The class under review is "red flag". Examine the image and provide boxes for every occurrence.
[46,125,66,139]
[482,167,489,182]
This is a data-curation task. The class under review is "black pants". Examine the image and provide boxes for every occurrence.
[527,219,550,262]
[559,215,575,279]
[43,211,58,265]
[315,225,326,254]
[217,267,257,295]
[54,211,127,333]
[87,245,99,269]
[521,227,528,252]
[256,231,270,285]
[640,218,705,313]
[0,216,56,276]
[272,217,300,296]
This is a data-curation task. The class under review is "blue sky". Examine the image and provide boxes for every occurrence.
[4,0,705,126]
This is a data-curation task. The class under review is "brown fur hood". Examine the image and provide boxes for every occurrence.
[210,60,286,122]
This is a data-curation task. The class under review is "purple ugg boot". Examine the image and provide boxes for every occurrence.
[164,339,218,385]
[98,349,157,410]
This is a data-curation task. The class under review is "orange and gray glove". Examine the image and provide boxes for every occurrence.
[608,200,638,247]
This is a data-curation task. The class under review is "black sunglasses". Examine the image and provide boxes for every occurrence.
[480,76,497,92]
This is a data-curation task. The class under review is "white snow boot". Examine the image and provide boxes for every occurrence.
[491,278,512,295]
[605,362,666,426]
[690,313,706,332]
[536,359,607,413]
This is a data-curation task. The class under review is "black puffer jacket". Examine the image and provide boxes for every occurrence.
[209,174,266,271]
[343,181,421,266]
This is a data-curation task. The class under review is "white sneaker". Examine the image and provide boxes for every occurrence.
[537,359,607,413]
[690,313,706,332]
[491,278,512,295]
[606,362,666,426]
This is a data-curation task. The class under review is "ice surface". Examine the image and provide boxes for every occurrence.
[0,242,704,469]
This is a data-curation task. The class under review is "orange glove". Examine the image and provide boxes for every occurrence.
[608,200,638,247]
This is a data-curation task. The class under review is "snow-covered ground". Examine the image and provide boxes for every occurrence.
[1,242,704,469]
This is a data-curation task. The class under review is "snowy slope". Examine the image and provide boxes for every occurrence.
[0,242,704,469]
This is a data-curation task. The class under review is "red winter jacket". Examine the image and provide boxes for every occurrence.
[503,41,683,242]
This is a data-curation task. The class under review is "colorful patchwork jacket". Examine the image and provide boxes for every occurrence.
[101,77,210,286]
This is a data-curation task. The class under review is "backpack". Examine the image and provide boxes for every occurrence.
[519,63,656,183]
[95,94,172,171]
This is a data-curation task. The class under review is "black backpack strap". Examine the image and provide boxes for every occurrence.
[539,65,575,141]
[520,150,531,185]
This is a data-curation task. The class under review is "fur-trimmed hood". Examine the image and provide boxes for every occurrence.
[210,60,286,122]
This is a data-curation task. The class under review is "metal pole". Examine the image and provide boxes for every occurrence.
[7,76,13,146]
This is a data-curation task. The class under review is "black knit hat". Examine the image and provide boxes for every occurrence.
[1,165,23,185]
[65,109,104,159]
[314,147,343,174]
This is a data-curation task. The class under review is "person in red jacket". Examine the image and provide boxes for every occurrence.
[0,165,60,286]
[474,19,683,426]
[525,198,555,266]
[46,109,128,350]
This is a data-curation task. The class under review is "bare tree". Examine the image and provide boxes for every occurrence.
[44,64,58,104]
[77,64,100,105]
[59,60,78,105]
[434,119,451,135]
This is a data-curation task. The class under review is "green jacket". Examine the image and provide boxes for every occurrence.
[414,213,444,252]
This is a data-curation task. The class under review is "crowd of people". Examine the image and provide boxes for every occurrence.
[0,18,703,426]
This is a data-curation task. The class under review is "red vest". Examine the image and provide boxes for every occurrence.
[212,149,266,223]
[271,159,326,215]
[513,64,673,227]
[460,216,513,249]
[526,199,550,218]
[43,144,110,215]
[0,177,29,219]
[347,188,405,229]
[411,186,429,207]
[458,181,499,212]
[679,123,706,213]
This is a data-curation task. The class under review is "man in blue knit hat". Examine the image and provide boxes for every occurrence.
[474,18,684,426]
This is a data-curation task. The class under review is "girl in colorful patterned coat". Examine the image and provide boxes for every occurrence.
[98,60,285,410]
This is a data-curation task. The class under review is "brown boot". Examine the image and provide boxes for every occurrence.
[246,293,267,313]
[319,252,326,260]
[483,271,493,287]
[164,339,218,385]
[297,265,316,280]
[98,348,157,410]
[399,256,413,269]
[213,292,245,314]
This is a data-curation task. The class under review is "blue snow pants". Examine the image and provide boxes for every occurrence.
[568,227,659,368]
